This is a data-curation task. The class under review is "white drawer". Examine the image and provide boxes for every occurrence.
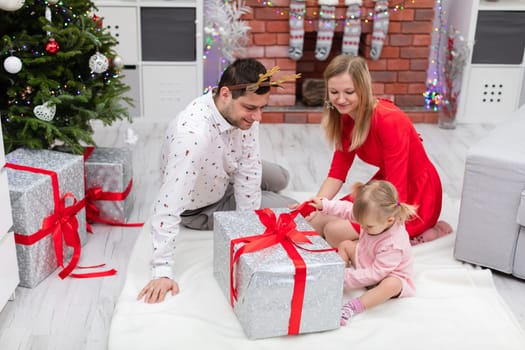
[0,231,19,312]
[0,170,13,235]
[0,122,5,168]
[463,65,524,123]
[142,64,199,120]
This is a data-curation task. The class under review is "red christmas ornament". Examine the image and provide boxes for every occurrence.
[45,38,60,54]
[93,14,103,28]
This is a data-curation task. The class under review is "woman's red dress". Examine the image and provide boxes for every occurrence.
[328,99,442,238]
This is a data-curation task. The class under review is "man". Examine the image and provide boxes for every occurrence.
[137,58,298,303]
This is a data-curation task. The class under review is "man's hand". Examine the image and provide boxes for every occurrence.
[137,277,179,304]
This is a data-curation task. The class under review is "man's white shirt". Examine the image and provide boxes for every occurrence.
[150,92,262,279]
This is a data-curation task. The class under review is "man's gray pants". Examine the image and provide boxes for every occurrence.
[180,160,297,230]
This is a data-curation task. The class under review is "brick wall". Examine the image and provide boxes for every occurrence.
[242,0,438,123]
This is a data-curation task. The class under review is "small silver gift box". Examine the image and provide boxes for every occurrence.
[5,148,88,288]
[84,147,134,224]
[213,208,345,339]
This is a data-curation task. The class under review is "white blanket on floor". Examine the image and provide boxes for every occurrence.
[108,194,525,350]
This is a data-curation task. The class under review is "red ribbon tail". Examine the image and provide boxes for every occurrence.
[77,263,107,269]
[58,243,81,279]
[87,217,144,228]
[70,269,117,278]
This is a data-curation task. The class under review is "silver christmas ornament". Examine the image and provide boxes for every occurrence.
[112,55,124,69]
[89,52,109,73]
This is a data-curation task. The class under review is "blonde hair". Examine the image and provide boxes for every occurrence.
[321,55,376,151]
[351,180,418,225]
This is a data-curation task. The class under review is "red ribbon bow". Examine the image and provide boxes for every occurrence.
[5,162,116,280]
[41,192,84,279]
[228,208,335,335]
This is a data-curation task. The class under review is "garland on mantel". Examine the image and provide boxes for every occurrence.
[257,0,414,26]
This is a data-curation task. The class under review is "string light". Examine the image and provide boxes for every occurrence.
[424,0,445,110]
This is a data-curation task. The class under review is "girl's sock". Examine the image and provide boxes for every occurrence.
[341,297,365,326]
[410,220,453,246]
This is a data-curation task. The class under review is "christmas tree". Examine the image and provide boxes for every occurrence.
[0,0,132,154]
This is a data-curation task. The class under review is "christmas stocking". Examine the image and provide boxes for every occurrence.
[315,0,338,61]
[289,0,306,60]
[342,0,362,56]
[370,0,390,60]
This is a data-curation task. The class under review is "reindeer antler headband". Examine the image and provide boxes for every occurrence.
[227,66,302,93]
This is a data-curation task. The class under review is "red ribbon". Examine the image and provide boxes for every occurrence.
[85,179,144,231]
[83,146,144,232]
[5,162,117,280]
[294,200,316,218]
[228,208,336,335]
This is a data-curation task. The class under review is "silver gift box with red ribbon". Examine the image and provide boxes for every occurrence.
[84,147,134,225]
[5,148,88,288]
[213,208,345,339]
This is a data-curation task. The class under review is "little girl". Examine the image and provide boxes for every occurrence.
[310,180,417,326]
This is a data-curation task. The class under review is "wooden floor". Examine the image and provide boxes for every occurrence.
[1,120,524,349]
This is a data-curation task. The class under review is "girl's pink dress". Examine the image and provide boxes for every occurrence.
[321,199,416,297]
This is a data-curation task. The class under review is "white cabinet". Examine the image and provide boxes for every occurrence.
[0,122,19,313]
[94,0,203,120]
[450,0,525,123]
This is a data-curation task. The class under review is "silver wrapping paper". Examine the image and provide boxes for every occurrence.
[84,147,133,223]
[5,148,88,288]
[213,208,345,339]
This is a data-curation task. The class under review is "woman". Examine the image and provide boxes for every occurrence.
[307,54,451,246]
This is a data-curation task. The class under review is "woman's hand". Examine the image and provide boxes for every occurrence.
[137,277,180,304]
[310,197,324,211]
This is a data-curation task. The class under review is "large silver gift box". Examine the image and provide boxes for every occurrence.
[213,209,345,339]
[5,148,88,288]
[84,147,134,223]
